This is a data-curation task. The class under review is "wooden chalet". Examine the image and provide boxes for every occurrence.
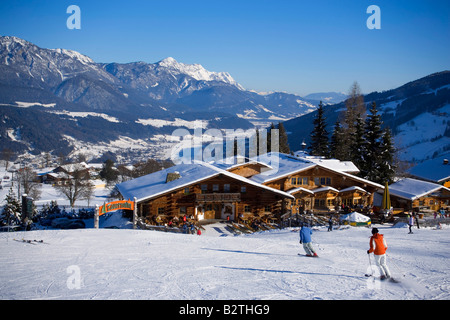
[248,153,384,214]
[39,172,71,185]
[53,162,91,180]
[388,178,450,212]
[116,161,294,227]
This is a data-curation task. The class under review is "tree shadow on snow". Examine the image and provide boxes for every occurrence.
[215,266,362,280]
[202,247,291,257]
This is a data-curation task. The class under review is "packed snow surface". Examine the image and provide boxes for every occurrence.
[1,220,449,300]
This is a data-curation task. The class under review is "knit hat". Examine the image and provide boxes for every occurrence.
[371,228,379,234]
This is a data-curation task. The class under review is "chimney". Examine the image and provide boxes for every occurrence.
[301,140,307,151]
[166,171,181,183]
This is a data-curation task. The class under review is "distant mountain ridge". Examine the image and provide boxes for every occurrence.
[303,92,348,104]
[283,71,450,164]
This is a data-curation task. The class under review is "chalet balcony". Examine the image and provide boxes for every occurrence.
[196,193,241,203]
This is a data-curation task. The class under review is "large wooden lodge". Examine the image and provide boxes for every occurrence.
[249,153,383,215]
[116,153,384,227]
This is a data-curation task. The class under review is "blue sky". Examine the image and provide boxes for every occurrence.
[1,0,449,96]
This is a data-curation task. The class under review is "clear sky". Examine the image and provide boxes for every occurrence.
[1,0,449,96]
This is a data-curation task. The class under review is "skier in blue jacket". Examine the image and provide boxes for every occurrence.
[299,224,318,257]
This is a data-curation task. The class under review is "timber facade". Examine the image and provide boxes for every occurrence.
[138,173,285,225]
[116,153,384,227]
[388,178,450,212]
[263,166,378,214]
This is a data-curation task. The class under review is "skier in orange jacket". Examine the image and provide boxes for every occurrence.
[367,228,391,280]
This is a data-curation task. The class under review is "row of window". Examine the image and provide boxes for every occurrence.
[290,177,332,186]
[418,199,444,206]
[158,206,188,215]
[186,177,334,195]
[185,184,247,194]
[290,198,362,207]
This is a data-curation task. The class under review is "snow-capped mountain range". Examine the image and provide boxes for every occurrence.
[157,56,243,89]
[1,35,448,165]
[0,36,320,161]
[0,35,319,118]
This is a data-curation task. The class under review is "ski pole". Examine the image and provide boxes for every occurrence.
[367,253,374,277]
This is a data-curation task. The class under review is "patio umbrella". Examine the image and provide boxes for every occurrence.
[381,181,391,212]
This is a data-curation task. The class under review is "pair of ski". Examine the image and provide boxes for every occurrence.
[298,253,319,258]
[298,252,400,283]
[13,239,48,245]
[364,273,400,283]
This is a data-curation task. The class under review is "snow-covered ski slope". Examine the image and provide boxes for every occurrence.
[1,222,449,300]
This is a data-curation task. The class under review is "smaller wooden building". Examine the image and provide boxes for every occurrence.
[388,178,450,212]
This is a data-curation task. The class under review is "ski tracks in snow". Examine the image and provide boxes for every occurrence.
[1,226,448,299]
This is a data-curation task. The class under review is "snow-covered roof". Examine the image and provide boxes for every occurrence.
[407,153,450,183]
[249,152,317,184]
[249,152,383,190]
[389,178,450,201]
[116,161,294,203]
[58,162,88,172]
[309,159,360,173]
[86,163,104,170]
[287,185,370,195]
[46,173,61,179]
[287,187,314,195]
[293,150,360,173]
[211,156,272,171]
[312,186,340,194]
[36,167,57,176]
[339,186,369,194]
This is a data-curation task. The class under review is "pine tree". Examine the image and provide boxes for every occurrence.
[363,102,383,182]
[330,120,345,159]
[1,188,21,226]
[378,128,396,184]
[100,159,118,185]
[350,115,367,171]
[309,101,329,157]
[278,122,290,154]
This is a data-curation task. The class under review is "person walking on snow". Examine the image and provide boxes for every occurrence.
[367,228,391,280]
[300,224,318,257]
[328,216,333,232]
[408,213,414,234]
[414,212,420,229]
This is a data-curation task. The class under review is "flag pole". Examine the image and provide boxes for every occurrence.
[133,197,137,230]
